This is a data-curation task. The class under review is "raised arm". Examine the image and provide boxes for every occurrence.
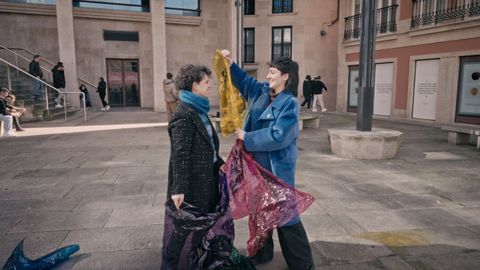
[243,97,299,152]
[230,63,269,101]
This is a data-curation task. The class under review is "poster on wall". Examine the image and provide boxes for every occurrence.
[348,66,359,107]
[413,59,439,120]
[457,60,480,116]
[374,63,393,116]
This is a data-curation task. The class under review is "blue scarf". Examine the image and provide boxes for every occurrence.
[179,90,210,114]
[179,90,217,163]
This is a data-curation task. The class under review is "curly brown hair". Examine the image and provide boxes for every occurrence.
[175,64,212,91]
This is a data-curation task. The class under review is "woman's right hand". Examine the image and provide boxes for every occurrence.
[221,49,233,66]
[171,194,184,210]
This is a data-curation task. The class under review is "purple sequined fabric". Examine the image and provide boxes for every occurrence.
[224,140,315,256]
[161,173,234,270]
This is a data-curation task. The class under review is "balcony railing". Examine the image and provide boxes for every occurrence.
[411,0,480,29]
[344,4,399,41]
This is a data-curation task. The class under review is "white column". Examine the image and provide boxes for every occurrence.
[56,0,80,107]
[151,0,168,112]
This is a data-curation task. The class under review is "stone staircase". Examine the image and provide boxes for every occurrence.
[0,65,78,122]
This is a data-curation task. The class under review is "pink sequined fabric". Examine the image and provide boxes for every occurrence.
[224,140,315,256]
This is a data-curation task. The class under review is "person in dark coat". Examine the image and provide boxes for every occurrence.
[52,62,65,108]
[301,75,313,109]
[162,64,225,269]
[79,84,92,107]
[96,77,110,111]
[28,55,43,100]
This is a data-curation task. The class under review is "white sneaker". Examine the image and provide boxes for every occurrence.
[4,132,16,137]
[322,108,327,112]
[312,109,318,112]
[100,107,106,111]
[55,104,63,108]
[106,105,111,111]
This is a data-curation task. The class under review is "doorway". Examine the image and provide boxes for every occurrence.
[106,59,140,107]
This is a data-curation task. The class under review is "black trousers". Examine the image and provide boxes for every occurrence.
[301,95,312,109]
[99,92,108,107]
[250,221,314,270]
[12,116,22,131]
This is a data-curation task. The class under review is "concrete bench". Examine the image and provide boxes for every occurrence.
[209,114,320,132]
[441,124,480,150]
[299,114,320,131]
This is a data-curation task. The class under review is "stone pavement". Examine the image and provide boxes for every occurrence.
[0,108,479,270]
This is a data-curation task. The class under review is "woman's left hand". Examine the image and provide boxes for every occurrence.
[235,129,245,141]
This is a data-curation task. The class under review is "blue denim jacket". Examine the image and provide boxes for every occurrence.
[230,63,300,225]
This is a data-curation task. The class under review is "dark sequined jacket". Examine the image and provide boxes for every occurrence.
[167,102,224,213]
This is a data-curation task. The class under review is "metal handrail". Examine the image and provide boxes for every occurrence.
[2,44,98,91]
[0,57,87,121]
[0,44,53,80]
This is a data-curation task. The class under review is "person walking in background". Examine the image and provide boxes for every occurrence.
[0,87,15,137]
[52,62,65,108]
[79,84,92,107]
[163,72,178,122]
[97,77,110,111]
[312,75,328,112]
[301,75,313,110]
[28,55,43,101]
[221,49,315,270]
[6,94,26,132]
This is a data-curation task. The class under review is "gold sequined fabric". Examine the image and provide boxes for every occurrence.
[212,50,247,136]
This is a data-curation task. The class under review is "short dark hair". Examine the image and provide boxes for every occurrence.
[34,55,41,59]
[306,75,311,80]
[175,65,211,91]
[269,57,299,97]
[1,87,10,94]
[166,73,173,79]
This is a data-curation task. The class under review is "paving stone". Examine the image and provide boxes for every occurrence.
[0,198,81,214]
[103,166,157,176]
[347,210,417,232]
[105,207,164,227]
[13,168,106,178]
[301,214,348,237]
[61,225,163,253]
[397,208,472,228]
[54,249,163,270]
[9,210,111,233]
[311,240,378,265]
[347,183,402,196]
[0,215,22,234]
[74,194,155,210]
[0,186,73,200]
[64,182,143,198]
[404,253,480,270]
[446,207,480,225]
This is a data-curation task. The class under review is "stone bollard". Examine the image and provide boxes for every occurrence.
[328,128,402,159]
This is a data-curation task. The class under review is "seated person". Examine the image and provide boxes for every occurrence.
[6,94,26,132]
[0,87,15,137]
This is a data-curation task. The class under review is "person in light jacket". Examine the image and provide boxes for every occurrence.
[222,50,314,270]
[163,72,179,122]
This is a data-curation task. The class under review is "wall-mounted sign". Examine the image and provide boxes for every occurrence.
[374,63,393,116]
[457,60,480,116]
[413,59,439,120]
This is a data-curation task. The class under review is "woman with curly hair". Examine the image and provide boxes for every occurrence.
[161,64,226,269]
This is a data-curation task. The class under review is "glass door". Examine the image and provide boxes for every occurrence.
[106,59,140,107]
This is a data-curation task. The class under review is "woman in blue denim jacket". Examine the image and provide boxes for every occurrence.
[221,50,314,270]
